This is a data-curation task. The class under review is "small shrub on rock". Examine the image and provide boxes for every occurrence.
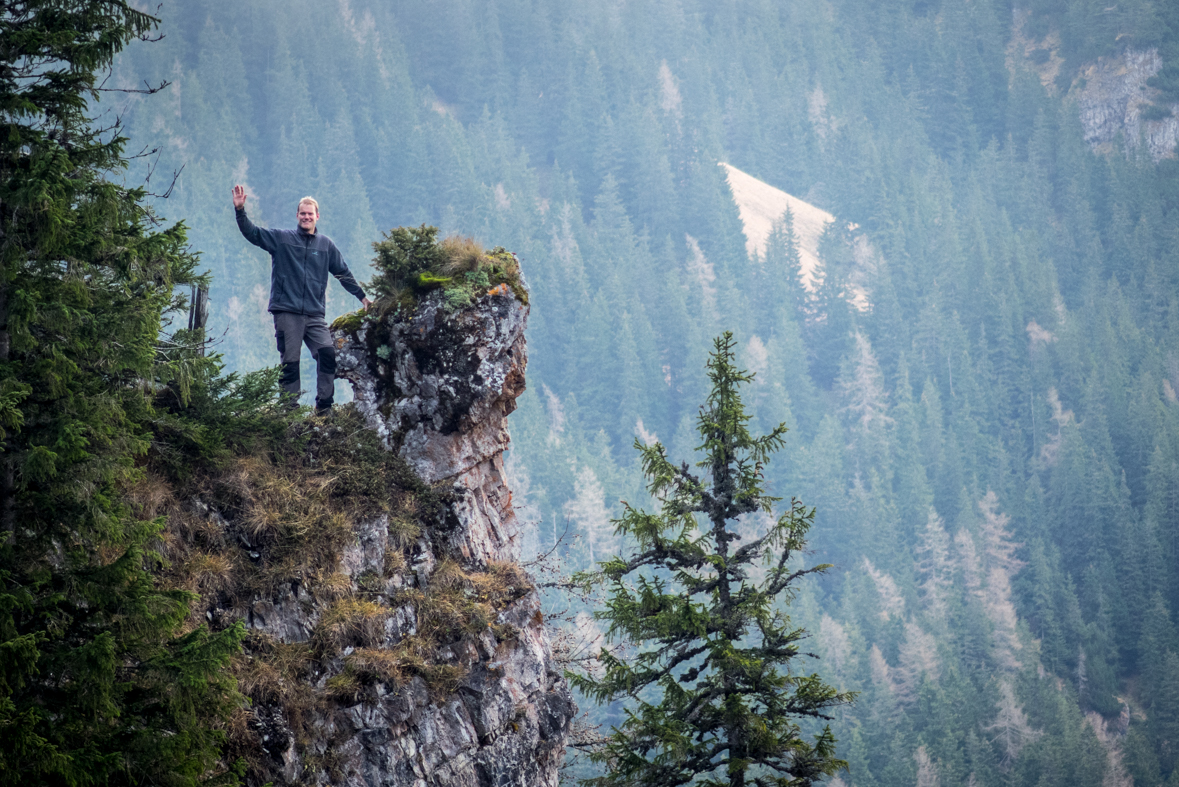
[359,224,527,319]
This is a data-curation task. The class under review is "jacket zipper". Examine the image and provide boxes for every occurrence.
[303,232,311,313]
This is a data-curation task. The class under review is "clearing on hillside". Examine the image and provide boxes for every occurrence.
[720,162,834,289]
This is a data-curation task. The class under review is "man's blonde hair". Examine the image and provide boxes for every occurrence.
[297,196,319,213]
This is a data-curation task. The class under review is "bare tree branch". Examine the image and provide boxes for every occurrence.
[97,77,170,95]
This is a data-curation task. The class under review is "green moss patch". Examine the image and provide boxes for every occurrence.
[330,310,366,333]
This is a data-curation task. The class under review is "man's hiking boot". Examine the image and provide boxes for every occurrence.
[314,399,333,417]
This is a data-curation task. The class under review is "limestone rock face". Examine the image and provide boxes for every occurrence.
[335,287,528,566]
[314,589,575,787]
[1074,48,1178,161]
[208,284,572,787]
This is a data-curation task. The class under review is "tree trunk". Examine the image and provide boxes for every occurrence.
[714,450,744,787]
[188,283,208,355]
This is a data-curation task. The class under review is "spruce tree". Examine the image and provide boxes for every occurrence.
[572,333,853,787]
[0,3,244,784]
[761,207,810,327]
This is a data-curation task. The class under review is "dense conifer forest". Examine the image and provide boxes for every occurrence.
[36,0,1179,783]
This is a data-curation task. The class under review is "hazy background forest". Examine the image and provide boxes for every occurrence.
[110,1,1179,785]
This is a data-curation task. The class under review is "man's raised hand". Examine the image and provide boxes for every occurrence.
[232,184,247,209]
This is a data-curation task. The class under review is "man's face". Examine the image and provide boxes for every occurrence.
[297,202,319,233]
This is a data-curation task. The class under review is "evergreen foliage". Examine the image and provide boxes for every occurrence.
[0,3,247,784]
[365,224,526,315]
[572,334,852,787]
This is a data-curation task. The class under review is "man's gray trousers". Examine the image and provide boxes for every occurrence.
[273,311,337,407]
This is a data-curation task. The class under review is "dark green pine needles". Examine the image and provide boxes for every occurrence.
[0,3,245,785]
[571,333,854,787]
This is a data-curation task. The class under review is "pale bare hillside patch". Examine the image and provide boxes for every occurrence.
[1084,709,1133,787]
[721,162,871,308]
[719,162,833,286]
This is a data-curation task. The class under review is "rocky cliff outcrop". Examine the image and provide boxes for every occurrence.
[1073,47,1179,161]
[335,284,528,568]
[174,284,572,787]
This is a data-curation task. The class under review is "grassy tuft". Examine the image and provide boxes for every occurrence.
[205,454,354,598]
[347,646,416,684]
[234,637,315,706]
[437,235,485,275]
[326,641,465,702]
[226,634,322,779]
[177,551,235,595]
[225,707,269,780]
[414,558,533,643]
[314,598,389,654]
[388,514,421,549]
[318,558,534,704]
[324,670,361,702]
[384,547,406,576]
[158,405,437,612]
[421,663,468,696]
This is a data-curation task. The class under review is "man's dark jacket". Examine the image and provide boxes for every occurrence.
[235,206,366,316]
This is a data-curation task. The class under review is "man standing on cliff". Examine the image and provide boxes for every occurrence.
[232,184,372,413]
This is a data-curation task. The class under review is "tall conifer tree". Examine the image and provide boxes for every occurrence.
[573,333,852,787]
[0,3,243,784]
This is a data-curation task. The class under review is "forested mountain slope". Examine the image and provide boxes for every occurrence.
[112,1,1179,784]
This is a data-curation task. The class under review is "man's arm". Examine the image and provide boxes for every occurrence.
[327,243,371,308]
[232,184,279,253]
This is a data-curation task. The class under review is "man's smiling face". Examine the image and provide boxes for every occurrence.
[297,202,318,233]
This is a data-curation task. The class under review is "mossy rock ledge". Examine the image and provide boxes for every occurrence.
[181,281,572,786]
